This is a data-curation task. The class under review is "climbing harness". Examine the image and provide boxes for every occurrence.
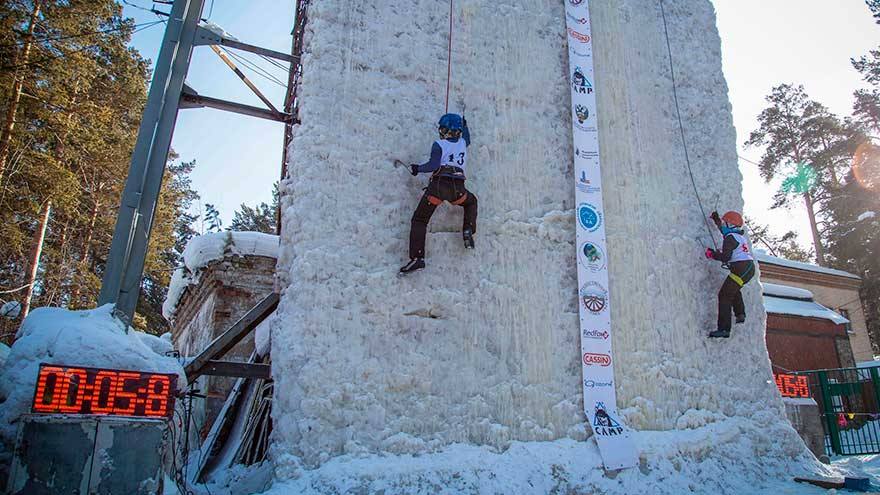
[727,262,754,287]
[658,0,718,251]
[445,0,454,113]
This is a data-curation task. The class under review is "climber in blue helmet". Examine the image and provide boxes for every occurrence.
[400,113,478,275]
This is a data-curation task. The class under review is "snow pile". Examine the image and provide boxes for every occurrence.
[762,282,813,301]
[858,211,876,222]
[163,232,279,320]
[265,420,821,495]
[0,305,186,452]
[268,0,812,489]
[756,252,860,280]
[764,296,850,325]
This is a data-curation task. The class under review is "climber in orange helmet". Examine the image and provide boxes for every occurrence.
[704,210,755,338]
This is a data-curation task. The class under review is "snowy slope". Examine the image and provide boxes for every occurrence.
[267,0,815,490]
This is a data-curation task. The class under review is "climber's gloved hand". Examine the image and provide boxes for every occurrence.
[462,116,468,128]
[410,164,419,176]
[705,248,715,260]
[709,211,721,225]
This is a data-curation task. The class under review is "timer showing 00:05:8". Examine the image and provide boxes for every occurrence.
[31,364,177,418]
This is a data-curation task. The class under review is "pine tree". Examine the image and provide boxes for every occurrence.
[229,182,279,233]
[745,84,867,265]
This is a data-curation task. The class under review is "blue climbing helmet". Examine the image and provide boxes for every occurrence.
[438,113,463,132]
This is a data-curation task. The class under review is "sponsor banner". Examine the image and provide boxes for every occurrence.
[566,0,638,471]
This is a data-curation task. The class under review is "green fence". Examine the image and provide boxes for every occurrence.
[797,366,880,456]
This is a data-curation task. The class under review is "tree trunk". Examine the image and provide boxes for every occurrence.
[68,196,100,308]
[21,200,51,319]
[0,0,42,182]
[803,192,826,266]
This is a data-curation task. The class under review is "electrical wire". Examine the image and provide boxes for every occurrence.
[658,0,717,251]
[0,19,166,49]
[222,48,286,87]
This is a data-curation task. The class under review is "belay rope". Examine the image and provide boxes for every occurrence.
[445,0,454,113]
[659,0,718,251]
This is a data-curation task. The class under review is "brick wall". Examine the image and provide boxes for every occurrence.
[170,255,276,423]
[766,314,850,372]
[760,261,871,363]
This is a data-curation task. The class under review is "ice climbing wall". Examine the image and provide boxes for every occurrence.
[271,0,807,474]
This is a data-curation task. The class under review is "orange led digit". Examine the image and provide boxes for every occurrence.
[31,364,177,418]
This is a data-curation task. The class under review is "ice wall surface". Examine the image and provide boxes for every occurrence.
[271,0,807,473]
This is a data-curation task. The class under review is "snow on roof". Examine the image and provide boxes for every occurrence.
[0,305,185,449]
[755,252,860,280]
[162,232,279,320]
[761,282,813,301]
[763,295,850,325]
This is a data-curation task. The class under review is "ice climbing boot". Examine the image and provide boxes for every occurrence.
[735,315,746,324]
[708,329,730,338]
[463,229,475,249]
[399,258,425,275]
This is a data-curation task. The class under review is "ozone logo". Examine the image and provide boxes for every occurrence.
[578,241,606,272]
[582,352,611,366]
[583,379,613,388]
[577,203,602,232]
[580,281,608,314]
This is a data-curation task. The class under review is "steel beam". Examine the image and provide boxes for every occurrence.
[200,361,271,379]
[179,92,289,122]
[99,0,205,325]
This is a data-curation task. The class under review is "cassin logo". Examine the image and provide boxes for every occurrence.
[579,281,608,315]
[572,67,594,94]
[578,241,606,272]
[577,203,602,232]
[568,28,591,44]
[593,402,625,436]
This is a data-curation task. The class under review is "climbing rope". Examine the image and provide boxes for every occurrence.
[445,0,454,113]
[658,0,718,250]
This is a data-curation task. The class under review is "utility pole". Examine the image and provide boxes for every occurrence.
[99,0,205,325]
[99,0,295,327]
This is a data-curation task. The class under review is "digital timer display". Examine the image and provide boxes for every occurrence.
[31,364,177,418]
[773,373,810,399]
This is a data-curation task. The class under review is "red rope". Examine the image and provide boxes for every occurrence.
[445,0,453,113]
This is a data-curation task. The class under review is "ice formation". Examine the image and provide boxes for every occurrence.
[268,0,817,490]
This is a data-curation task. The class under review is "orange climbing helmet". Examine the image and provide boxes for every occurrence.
[721,211,744,228]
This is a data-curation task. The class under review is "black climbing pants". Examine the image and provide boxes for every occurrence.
[409,176,478,259]
[717,260,755,333]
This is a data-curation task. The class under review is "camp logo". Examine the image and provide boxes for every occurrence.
[582,328,609,340]
[577,170,600,195]
[580,281,608,314]
[593,402,625,436]
[578,241,606,272]
[577,203,602,232]
[568,28,591,44]
[568,0,584,6]
[582,352,611,366]
[572,67,594,94]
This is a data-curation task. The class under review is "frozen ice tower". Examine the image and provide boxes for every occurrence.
[268,0,817,491]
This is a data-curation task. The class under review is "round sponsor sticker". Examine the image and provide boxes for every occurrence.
[579,281,608,315]
[578,241,606,272]
[577,203,603,232]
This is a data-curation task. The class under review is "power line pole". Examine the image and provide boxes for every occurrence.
[99,0,205,325]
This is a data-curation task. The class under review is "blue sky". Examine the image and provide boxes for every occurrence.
[122,1,880,246]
